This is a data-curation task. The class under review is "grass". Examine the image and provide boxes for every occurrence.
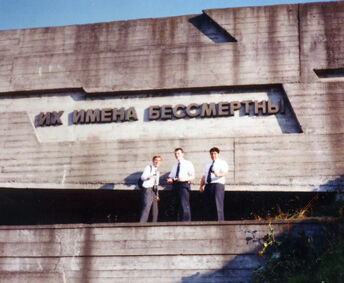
[252,194,344,221]
[288,238,344,283]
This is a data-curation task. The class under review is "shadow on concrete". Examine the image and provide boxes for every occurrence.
[181,218,343,282]
[237,85,302,134]
[123,171,171,190]
[320,174,344,192]
[99,183,115,190]
[189,13,237,43]
[80,225,93,283]
[124,171,142,190]
[268,86,302,134]
[159,172,171,189]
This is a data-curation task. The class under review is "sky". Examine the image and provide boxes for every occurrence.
[0,0,339,31]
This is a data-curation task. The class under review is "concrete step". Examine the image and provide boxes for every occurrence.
[0,220,339,282]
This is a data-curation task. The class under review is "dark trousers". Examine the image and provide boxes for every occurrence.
[172,182,191,221]
[203,183,225,221]
[139,187,158,222]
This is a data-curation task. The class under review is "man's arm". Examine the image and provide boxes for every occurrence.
[166,164,174,184]
[186,162,195,181]
[199,176,205,192]
[213,160,228,178]
[213,171,227,178]
[141,165,152,181]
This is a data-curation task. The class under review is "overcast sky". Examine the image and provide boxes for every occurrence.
[0,0,338,31]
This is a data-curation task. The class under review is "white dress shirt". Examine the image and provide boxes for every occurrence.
[168,158,195,181]
[203,158,229,184]
[141,164,159,188]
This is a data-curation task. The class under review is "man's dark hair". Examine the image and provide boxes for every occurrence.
[209,147,220,153]
[174,147,184,153]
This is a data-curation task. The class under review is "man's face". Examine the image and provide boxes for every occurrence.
[210,151,219,161]
[153,157,162,168]
[174,150,184,161]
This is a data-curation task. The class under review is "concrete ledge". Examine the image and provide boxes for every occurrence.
[0,218,341,282]
[0,217,340,229]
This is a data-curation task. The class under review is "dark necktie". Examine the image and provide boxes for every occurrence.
[207,161,214,184]
[176,162,180,178]
[153,168,159,186]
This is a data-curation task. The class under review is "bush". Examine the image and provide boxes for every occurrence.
[253,223,320,282]
[252,222,344,283]
[288,239,344,283]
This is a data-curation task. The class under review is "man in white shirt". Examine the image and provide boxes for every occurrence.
[167,148,195,221]
[139,155,162,223]
[200,147,228,221]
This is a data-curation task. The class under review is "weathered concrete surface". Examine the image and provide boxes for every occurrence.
[0,2,343,192]
[0,4,300,93]
[0,219,340,282]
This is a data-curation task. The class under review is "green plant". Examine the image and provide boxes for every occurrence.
[257,222,276,257]
[288,238,344,283]
[253,223,320,283]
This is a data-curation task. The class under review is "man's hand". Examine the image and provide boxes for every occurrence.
[213,171,226,178]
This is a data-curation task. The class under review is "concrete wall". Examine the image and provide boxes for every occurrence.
[0,219,338,282]
[0,2,343,192]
